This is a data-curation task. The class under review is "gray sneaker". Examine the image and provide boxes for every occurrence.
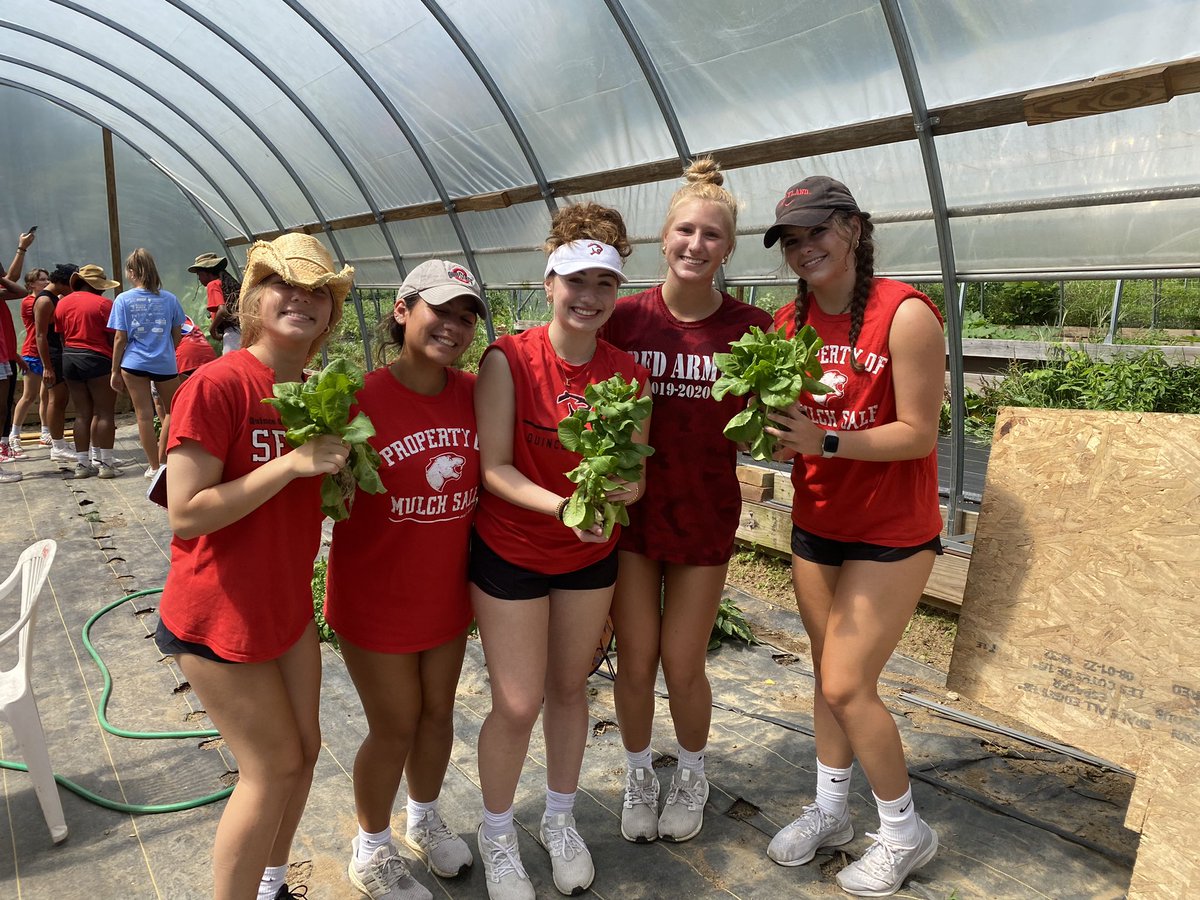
[836,820,938,897]
[73,462,98,479]
[405,808,473,878]
[657,768,709,842]
[538,813,594,896]
[347,838,432,900]
[621,766,660,843]
[767,803,854,866]
[476,825,534,900]
[97,462,123,479]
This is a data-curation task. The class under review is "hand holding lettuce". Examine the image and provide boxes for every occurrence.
[712,326,829,460]
[557,375,654,539]
[262,358,387,521]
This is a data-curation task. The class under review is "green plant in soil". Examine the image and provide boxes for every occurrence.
[713,326,829,460]
[262,357,387,521]
[709,596,757,650]
[557,375,654,539]
[310,557,337,647]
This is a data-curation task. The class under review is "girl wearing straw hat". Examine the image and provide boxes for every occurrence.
[156,233,353,900]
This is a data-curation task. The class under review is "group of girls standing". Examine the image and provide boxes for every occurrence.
[1,239,192,482]
[155,160,944,900]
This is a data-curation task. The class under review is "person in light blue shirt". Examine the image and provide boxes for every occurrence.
[109,247,185,478]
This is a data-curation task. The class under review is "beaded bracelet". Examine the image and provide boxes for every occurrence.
[554,496,569,523]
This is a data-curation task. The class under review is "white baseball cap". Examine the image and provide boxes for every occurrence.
[544,240,628,283]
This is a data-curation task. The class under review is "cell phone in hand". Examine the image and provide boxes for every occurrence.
[28,225,37,233]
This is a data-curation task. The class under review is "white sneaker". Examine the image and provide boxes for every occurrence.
[476,825,534,900]
[73,462,98,479]
[51,446,76,470]
[7,436,23,458]
[836,820,938,897]
[97,462,123,479]
[767,803,854,866]
[38,433,53,447]
[144,466,159,479]
[347,838,432,900]
[657,768,709,842]
[538,813,594,896]
[621,766,660,843]
[405,808,472,878]
[0,466,22,484]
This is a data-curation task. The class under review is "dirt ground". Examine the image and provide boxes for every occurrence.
[725,548,958,670]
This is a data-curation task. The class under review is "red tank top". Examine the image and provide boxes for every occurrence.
[774,278,944,547]
[473,326,650,574]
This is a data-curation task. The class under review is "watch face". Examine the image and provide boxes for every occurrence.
[822,432,839,455]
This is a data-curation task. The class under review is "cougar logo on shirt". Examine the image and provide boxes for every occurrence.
[556,390,589,413]
[812,369,848,405]
[426,453,466,492]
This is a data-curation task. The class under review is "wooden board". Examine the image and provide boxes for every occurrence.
[948,407,1200,774]
[1127,745,1200,897]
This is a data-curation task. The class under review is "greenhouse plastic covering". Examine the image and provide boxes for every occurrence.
[3,0,1197,295]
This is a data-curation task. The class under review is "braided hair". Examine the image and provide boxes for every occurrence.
[790,211,875,372]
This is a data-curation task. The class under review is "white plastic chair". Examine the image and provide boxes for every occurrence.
[0,539,67,843]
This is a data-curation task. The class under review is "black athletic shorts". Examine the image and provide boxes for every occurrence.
[61,347,111,382]
[154,617,236,664]
[122,366,179,383]
[791,525,943,567]
[469,530,618,600]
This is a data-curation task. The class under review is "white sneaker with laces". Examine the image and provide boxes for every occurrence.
[38,433,53,447]
[8,436,23,458]
[836,819,938,897]
[657,767,709,842]
[405,808,472,878]
[0,466,22,484]
[347,837,432,900]
[538,813,594,896]
[621,766,660,843]
[767,802,854,866]
[97,462,123,479]
[73,461,98,479]
[476,825,534,900]
[144,466,159,479]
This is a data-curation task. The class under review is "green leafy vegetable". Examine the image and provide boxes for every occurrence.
[557,375,654,539]
[262,357,387,521]
[712,325,829,460]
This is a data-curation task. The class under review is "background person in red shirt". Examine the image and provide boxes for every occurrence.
[325,260,489,900]
[189,251,242,354]
[602,158,773,844]
[470,203,651,900]
[0,230,37,482]
[34,263,79,468]
[10,267,53,456]
[54,263,124,479]
[156,233,352,900]
[762,177,944,897]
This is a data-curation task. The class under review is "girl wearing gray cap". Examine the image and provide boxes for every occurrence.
[761,176,944,897]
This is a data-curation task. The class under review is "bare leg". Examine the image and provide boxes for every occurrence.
[121,371,159,465]
[405,632,468,803]
[611,552,664,753]
[659,562,728,752]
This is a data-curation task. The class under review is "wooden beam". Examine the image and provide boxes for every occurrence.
[101,128,123,290]
[224,55,1200,249]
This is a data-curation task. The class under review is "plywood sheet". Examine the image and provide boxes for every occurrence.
[948,408,1200,773]
[1127,744,1200,897]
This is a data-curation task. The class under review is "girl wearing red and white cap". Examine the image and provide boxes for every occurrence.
[602,158,772,844]
[324,259,489,900]
[471,203,651,900]
[762,176,944,897]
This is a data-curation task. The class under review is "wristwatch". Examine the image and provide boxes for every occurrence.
[821,431,840,458]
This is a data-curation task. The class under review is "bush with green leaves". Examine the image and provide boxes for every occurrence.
[558,375,654,539]
[709,597,757,650]
[984,281,1060,326]
[311,557,337,647]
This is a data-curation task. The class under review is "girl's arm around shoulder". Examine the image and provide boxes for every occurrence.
[167,434,349,540]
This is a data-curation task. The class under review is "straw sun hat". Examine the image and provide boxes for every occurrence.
[239,233,354,307]
[70,264,120,291]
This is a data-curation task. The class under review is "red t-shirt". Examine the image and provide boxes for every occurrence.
[325,367,478,653]
[205,279,225,313]
[20,294,37,358]
[773,278,944,547]
[473,326,650,574]
[603,287,772,564]
[0,300,17,362]
[176,330,217,374]
[54,290,114,357]
[159,350,325,662]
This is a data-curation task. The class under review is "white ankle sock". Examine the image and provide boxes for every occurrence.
[99,447,113,465]
[482,805,514,841]
[356,825,392,863]
[406,795,437,830]
[544,787,576,820]
[52,439,68,452]
[874,786,922,848]
[76,450,88,464]
[815,759,853,819]
[625,744,653,772]
[677,744,705,777]
[257,864,288,899]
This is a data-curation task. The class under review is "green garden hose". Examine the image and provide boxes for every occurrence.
[0,588,233,813]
